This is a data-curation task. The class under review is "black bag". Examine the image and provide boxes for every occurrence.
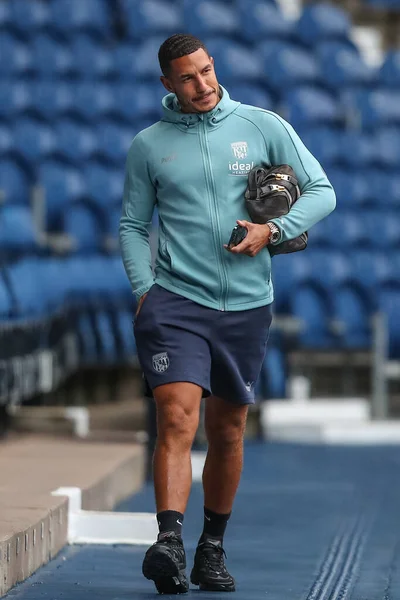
[244,164,308,256]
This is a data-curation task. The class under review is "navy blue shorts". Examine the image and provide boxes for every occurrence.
[133,284,272,405]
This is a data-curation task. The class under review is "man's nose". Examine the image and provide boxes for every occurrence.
[196,76,208,92]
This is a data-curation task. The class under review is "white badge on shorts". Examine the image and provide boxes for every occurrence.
[152,352,170,373]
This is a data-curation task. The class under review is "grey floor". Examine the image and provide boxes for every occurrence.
[5,442,400,599]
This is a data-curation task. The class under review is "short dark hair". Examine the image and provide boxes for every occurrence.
[158,33,209,76]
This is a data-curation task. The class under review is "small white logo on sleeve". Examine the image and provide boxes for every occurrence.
[152,352,170,373]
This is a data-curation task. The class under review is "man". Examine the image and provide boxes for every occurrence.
[120,34,336,594]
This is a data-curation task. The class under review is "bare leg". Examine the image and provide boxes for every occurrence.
[153,381,203,513]
[202,396,248,514]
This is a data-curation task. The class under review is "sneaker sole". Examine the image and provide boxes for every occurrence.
[143,549,188,595]
[191,572,235,592]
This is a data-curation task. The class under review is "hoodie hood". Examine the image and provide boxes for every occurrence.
[161,86,240,128]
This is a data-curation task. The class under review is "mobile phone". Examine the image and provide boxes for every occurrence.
[228,225,248,248]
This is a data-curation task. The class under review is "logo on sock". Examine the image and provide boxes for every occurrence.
[177,519,182,526]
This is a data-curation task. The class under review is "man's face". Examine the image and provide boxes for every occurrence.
[161,48,220,114]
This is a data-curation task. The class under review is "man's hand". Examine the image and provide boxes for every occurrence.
[224,220,272,257]
[135,292,148,317]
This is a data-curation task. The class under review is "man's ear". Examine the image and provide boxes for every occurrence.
[160,76,174,93]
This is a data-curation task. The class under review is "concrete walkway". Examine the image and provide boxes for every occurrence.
[0,434,145,596]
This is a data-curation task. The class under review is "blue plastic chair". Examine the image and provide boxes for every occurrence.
[30,34,74,78]
[96,121,133,165]
[326,168,373,207]
[204,39,264,82]
[360,90,400,129]
[0,34,31,77]
[84,163,123,212]
[316,41,376,88]
[336,130,377,168]
[282,86,342,129]
[300,126,341,167]
[13,118,55,165]
[114,83,163,123]
[296,3,351,46]
[120,0,184,40]
[39,162,86,230]
[332,285,371,348]
[54,120,97,166]
[0,160,30,204]
[228,84,273,110]
[69,35,115,79]
[117,310,137,358]
[0,273,12,320]
[183,0,239,38]
[364,209,400,249]
[72,82,115,123]
[374,128,400,169]
[10,0,50,35]
[307,249,350,291]
[0,1,11,31]
[258,42,320,91]
[271,252,311,313]
[290,284,335,348]
[129,37,169,80]
[257,346,287,400]
[50,0,112,40]
[379,50,400,88]
[238,1,294,44]
[62,202,103,253]
[30,80,73,122]
[0,205,37,254]
[0,82,30,120]
[0,125,13,158]
[7,258,49,317]
[350,250,392,303]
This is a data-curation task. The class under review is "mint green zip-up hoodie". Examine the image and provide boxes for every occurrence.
[120,87,336,311]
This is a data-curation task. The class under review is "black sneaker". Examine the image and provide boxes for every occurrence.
[190,539,235,592]
[142,532,189,594]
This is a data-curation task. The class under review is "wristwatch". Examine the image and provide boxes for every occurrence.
[267,222,281,244]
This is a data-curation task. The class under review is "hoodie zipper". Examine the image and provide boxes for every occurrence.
[199,118,229,311]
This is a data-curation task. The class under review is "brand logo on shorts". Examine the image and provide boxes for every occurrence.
[152,352,170,373]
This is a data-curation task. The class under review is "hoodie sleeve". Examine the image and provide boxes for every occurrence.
[119,134,156,300]
[260,111,336,244]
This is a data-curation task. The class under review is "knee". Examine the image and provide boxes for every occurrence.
[156,400,199,446]
[206,414,247,450]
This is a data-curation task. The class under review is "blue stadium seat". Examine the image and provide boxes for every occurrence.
[0,125,13,157]
[336,130,376,168]
[84,163,123,211]
[306,217,332,248]
[371,171,400,208]
[307,249,350,290]
[106,205,121,238]
[324,209,367,247]
[30,81,74,122]
[378,285,400,358]
[290,284,335,348]
[0,205,37,253]
[183,1,239,38]
[0,34,31,76]
[30,35,74,78]
[357,90,400,129]
[96,121,133,165]
[126,37,168,80]
[300,127,341,167]
[316,41,376,88]
[10,0,50,35]
[364,209,400,249]
[271,252,310,313]
[379,50,400,88]
[96,311,118,363]
[258,42,320,91]
[121,0,184,40]
[257,346,287,399]
[39,162,86,230]
[0,1,11,31]
[227,84,273,110]
[282,86,342,129]
[296,3,351,46]
[69,35,115,79]
[204,39,264,83]
[0,273,12,320]
[332,285,371,348]
[238,1,294,44]
[117,310,137,357]
[62,202,104,253]
[114,83,163,123]
[50,0,112,40]
[13,119,55,165]
[7,258,49,316]
[0,82,30,120]
[0,160,30,204]
[72,82,115,123]
[326,168,373,207]
[350,250,392,302]
[54,120,97,166]
[374,128,400,169]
